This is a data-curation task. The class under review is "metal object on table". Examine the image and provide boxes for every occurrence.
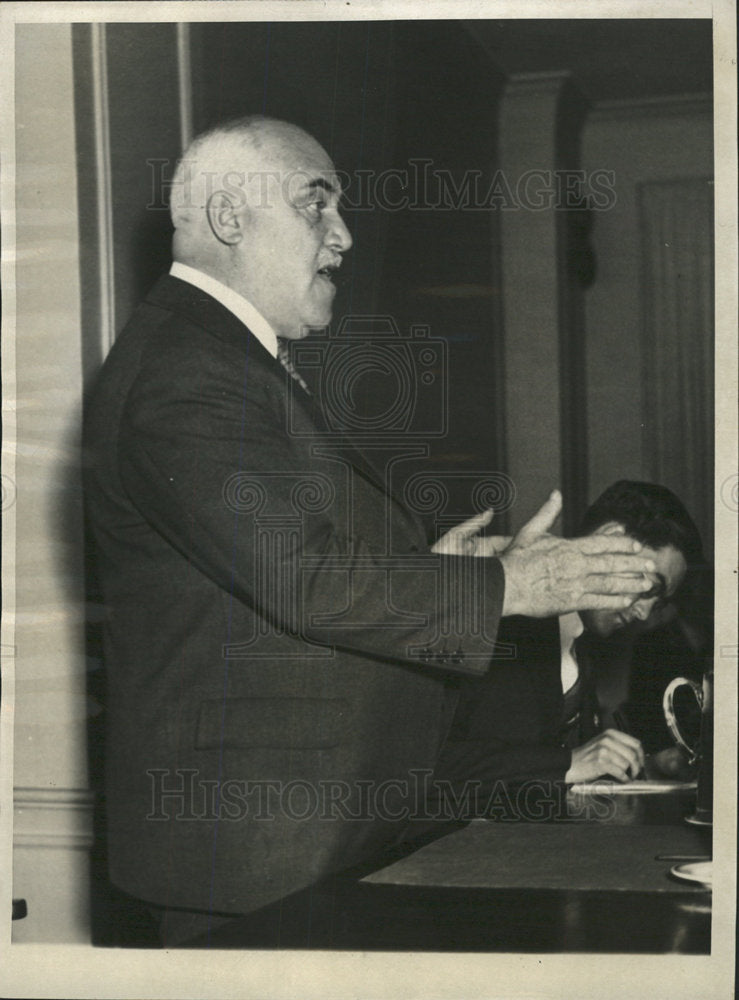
[670,860,712,889]
[663,669,713,826]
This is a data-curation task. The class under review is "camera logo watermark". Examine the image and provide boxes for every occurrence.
[720,474,738,513]
[287,315,448,439]
[1,474,16,511]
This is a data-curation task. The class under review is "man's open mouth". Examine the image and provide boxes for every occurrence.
[317,262,340,283]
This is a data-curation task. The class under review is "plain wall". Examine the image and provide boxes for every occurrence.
[582,100,713,530]
[12,22,91,943]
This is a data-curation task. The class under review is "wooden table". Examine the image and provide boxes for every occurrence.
[194,787,711,952]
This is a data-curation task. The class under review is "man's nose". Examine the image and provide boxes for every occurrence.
[326,211,353,252]
[630,598,656,622]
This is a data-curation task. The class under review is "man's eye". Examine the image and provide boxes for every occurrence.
[305,199,326,216]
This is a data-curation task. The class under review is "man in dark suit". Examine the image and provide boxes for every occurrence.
[433,480,704,810]
[83,117,659,944]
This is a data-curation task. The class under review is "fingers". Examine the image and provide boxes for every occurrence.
[553,573,658,613]
[455,509,494,534]
[481,534,512,556]
[566,731,644,783]
[589,730,645,781]
[583,573,656,597]
[569,594,633,612]
[578,533,645,555]
[514,489,562,544]
[431,510,494,555]
[608,729,645,771]
[581,550,656,575]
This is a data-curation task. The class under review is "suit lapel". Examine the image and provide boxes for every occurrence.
[145,275,428,548]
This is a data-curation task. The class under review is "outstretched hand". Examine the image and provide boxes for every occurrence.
[498,489,657,618]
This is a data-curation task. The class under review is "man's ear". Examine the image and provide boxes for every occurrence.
[592,520,626,537]
[206,191,244,246]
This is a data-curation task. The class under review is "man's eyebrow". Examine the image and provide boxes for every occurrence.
[291,176,342,206]
[305,177,340,196]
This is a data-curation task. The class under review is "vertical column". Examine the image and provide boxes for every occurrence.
[498,73,589,532]
[11,21,194,944]
[639,178,715,553]
[256,516,303,639]
[74,21,184,378]
[12,23,91,943]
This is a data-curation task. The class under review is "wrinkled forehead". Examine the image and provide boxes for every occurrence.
[250,128,342,197]
[172,123,342,218]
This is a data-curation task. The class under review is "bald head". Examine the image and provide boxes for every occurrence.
[170,116,324,229]
[170,115,352,338]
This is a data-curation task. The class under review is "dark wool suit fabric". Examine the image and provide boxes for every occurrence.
[83,276,505,914]
[434,616,602,791]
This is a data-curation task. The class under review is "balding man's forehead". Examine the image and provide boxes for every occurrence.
[240,134,339,195]
[255,126,334,172]
[234,166,341,211]
[171,120,341,218]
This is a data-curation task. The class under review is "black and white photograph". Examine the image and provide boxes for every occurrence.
[1,1,736,997]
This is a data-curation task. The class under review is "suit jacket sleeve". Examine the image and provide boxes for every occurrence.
[115,317,504,675]
[432,734,572,787]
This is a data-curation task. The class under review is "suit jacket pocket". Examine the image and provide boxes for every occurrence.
[194,697,350,750]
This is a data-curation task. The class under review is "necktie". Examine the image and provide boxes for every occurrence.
[560,675,583,747]
[560,633,601,746]
[277,339,311,394]
[559,634,585,747]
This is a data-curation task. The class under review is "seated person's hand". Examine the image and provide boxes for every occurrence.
[643,746,696,781]
[564,729,645,783]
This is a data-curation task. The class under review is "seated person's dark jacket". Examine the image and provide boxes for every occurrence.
[432,615,601,793]
[621,616,705,754]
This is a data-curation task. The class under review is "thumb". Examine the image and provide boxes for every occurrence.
[453,509,494,536]
[515,489,562,543]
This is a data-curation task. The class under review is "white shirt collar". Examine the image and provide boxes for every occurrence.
[559,612,585,694]
[170,262,278,358]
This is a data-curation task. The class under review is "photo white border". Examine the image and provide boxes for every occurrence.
[1,1,735,997]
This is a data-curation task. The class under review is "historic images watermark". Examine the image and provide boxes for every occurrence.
[145,768,617,824]
[149,158,617,213]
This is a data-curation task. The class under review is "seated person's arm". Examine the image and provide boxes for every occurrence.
[434,736,572,790]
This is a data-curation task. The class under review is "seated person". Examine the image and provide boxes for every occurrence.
[433,480,705,797]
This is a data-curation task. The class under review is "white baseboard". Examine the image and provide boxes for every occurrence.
[14,786,94,850]
[12,787,95,942]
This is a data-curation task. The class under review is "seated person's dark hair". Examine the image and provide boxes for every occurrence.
[579,479,704,569]
[580,480,710,648]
